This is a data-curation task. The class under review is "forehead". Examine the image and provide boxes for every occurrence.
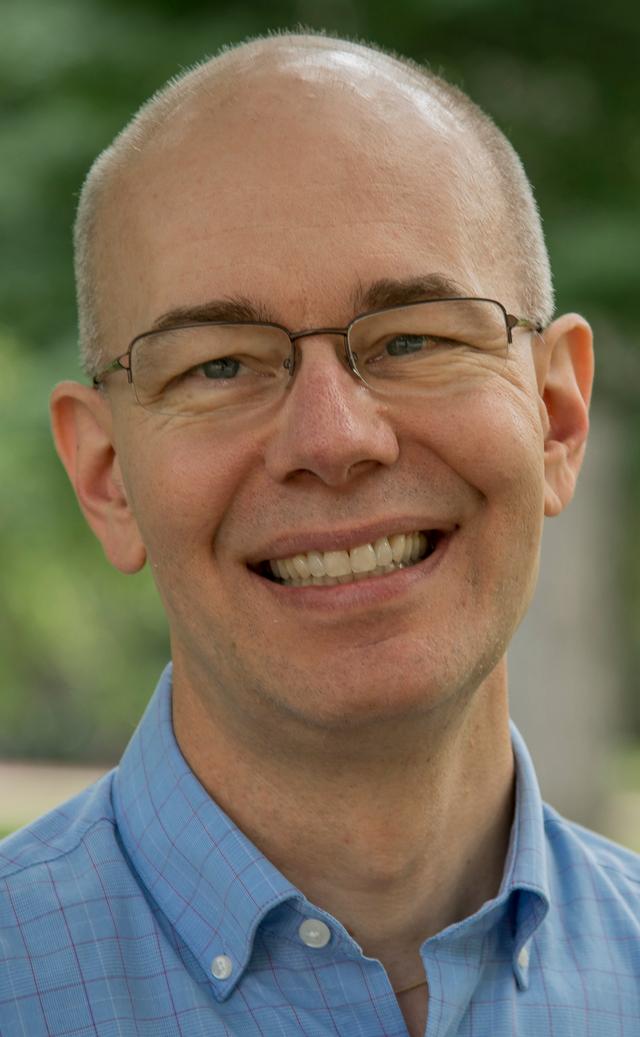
[103,48,500,338]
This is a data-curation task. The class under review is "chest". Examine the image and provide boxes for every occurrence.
[396,987,429,1037]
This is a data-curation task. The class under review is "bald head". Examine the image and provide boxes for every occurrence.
[74,32,553,376]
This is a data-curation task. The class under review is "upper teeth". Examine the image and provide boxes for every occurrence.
[269,531,428,583]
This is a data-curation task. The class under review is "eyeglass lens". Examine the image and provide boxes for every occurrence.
[130,299,510,417]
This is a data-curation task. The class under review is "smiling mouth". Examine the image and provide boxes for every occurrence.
[253,530,444,587]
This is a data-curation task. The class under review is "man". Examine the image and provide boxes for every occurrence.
[1,30,637,1037]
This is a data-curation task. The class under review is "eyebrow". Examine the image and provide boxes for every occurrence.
[353,273,472,312]
[151,296,271,331]
[150,273,473,332]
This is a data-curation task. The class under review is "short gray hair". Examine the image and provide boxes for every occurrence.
[74,31,554,377]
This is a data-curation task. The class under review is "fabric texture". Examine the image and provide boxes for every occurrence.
[1,662,639,1036]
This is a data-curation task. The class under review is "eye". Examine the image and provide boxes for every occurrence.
[199,357,241,379]
[385,334,429,356]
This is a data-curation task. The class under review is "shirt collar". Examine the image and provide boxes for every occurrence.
[114,665,549,996]
[502,720,550,986]
[113,663,301,997]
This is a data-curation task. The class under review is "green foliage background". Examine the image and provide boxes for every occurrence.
[1,0,639,762]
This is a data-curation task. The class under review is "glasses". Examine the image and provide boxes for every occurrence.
[93,298,542,419]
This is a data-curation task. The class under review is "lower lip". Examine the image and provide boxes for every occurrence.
[251,531,455,611]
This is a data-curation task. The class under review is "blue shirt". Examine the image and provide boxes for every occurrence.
[1,664,639,1036]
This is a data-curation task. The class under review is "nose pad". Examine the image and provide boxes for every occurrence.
[347,347,367,385]
[282,343,297,378]
[282,342,296,379]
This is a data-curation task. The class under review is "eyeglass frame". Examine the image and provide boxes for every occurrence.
[92,296,544,395]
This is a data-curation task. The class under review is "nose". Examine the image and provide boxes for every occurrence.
[264,336,400,486]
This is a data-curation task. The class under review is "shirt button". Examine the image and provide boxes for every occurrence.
[518,945,530,969]
[298,918,332,948]
[211,954,233,980]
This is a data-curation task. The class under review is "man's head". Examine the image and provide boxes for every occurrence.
[51,33,593,754]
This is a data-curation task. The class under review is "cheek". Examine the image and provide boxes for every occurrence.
[479,420,546,595]
[471,405,544,501]
[460,388,547,598]
[398,372,545,482]
[119,421,262,563]
[398,381,547,570]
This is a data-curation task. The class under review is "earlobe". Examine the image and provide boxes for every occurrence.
[536,314,594,517]
[50,381,147,573]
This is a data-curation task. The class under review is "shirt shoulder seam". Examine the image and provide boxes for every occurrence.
[0,814,116,884]
[544,812,640,885]
[598,861,640,886]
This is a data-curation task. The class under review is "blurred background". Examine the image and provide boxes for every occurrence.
[1,0,639,839]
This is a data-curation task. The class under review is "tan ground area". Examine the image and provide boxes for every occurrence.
[0,760,109,832]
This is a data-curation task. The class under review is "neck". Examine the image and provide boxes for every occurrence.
[173,661,515,985]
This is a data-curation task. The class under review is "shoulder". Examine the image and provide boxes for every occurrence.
[0,770,131,956]
[0,769,118,884]
[0,770,154,983]
[523,804,640,1016]
[0,771,165,1031]
[544,802,640,884]
[542,801,640,928]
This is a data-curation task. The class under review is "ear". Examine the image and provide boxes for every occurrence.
[533,314,594,517]
[50,381,147,573]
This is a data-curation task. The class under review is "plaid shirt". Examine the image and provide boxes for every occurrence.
[1,663,639,1036]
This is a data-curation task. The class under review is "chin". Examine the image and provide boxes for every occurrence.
[278,668,463,734]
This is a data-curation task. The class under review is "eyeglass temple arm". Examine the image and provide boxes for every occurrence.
[92,354,132,387]
[504,314,544,345]
[507,314,544,332]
